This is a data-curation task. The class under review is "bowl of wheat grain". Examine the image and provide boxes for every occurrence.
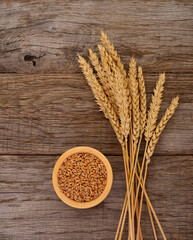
[52,146,113,209]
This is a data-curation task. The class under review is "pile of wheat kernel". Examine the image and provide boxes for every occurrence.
[58,152,107,202]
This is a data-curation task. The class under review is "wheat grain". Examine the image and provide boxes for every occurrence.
[138,66,146,133]
[145,73,165,141]
[129,57,140,145]
[58,152,107,202]
[78,55,123,144]
[146,96,179,161]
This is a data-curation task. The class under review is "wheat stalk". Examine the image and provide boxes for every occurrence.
[78,32,178,240]
[145,73,165,141]
[78,55,123,144]
[128,57,140,146]
[99,35,133,237]
[146,96,179,161]
[138,66,146,133]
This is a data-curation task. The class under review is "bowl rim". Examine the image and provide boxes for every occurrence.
[52,146,113,209]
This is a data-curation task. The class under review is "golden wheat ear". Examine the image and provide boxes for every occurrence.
[98,43,130,138]
[89,48,119,115]
[88,48,109,93]
[101,31,126,79]
[100,32,131,114]
[128,56,140,146]
[78,55,123,144]
[146,96,179,161]
[138,66,146,133]
[99,35,132,120]
[145,73,165,141]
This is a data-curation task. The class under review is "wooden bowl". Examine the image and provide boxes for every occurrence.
[52,146,113,209]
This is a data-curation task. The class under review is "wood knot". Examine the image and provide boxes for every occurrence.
[24,53,46,67]
[24,55,37,66]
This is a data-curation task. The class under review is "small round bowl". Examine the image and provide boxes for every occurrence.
[52,146,113,209]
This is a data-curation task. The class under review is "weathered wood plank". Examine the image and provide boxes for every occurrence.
[0,73,192,155]
[0,155,192,240]
[0,1,192,240]
[0,0,193,73]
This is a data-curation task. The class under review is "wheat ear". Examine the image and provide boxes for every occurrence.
[88,49,109,94]
[114,64,131,138]
[97,44,118,107]
[88,49,118,114]
[138,66,146,133]
[147,96,179,161]
[128,57,140,145]
[101,31,126,79]
[145,73,165,141]
[78,55,123,144]
[98,44,130,138]
[100,33,132,116]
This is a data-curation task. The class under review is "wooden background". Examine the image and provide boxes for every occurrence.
[0,0,192,239]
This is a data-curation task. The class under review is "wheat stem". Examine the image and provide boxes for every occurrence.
[115,193,127,240]
[135,172,167,240]
[136,162,148,240]
[133,141,148,213]
[129,133,135,240]
[118,200,128,240]
[119,133,143,240]
[146,198,157,240]
[122,143,133,240]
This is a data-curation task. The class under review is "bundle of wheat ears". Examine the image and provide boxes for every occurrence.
[78,32,179,240]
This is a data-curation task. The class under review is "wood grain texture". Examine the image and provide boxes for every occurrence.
[0,155,192,240]
[0,0,193,239]
[0,0,193,74]
[0,73,192,155]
